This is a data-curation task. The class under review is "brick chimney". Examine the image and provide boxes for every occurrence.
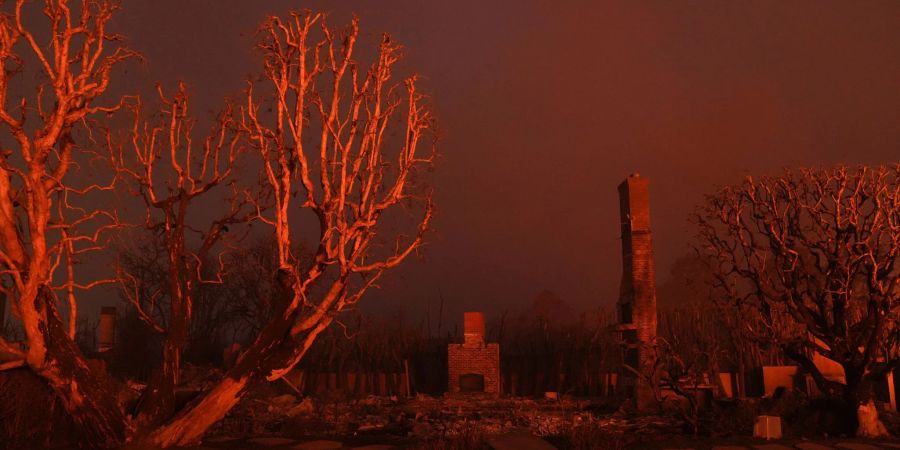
[98,306,116,353]
[448,311,500,395]
[616,173,659,411]
[463,311,485,348]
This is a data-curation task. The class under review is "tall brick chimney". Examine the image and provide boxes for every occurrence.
[617,173,658,411]
[98,306,117,353]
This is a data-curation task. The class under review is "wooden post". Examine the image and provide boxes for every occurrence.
[296,370,306,394]
[378,373,387,395]
[887,371,897,412]
[404,359,411,397]
[347,372,357,394]
[280,377,302,396]
[0,292,5,336]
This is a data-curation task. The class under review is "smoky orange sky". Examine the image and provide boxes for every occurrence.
[108,1,900,320]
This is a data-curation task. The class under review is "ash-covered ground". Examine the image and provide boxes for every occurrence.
[192,381,900,450]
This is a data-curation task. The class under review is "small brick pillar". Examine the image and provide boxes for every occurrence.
[617,174,659,411]
[98,306,116,353]
[448,312,500,395]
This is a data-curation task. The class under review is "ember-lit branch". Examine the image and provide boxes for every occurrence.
[0,1,137,445]
[243,14,435,351]
[0,359,24,371]
[0,335,24,359]
[242,14,435,322]
[117,268,166,334]
[145,12,436,447]
[52,186,123,338]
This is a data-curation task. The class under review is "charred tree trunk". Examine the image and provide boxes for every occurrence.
[144,325,315,445]
[135,201,197,427]
[842,364,868,407]
[136,313,187,427]
[142,280,330,447]
[141,318,288,445]
[137,286,197,433]
[784,342,872,435]
[30,287,127,448]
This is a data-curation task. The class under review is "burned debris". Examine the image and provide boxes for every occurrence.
[1,171,899,448]
[0,0,897,447]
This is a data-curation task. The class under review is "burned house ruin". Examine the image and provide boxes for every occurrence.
[448,312,501,395]
[616,173,659,411]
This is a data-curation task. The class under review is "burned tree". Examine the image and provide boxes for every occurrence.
[143,11,435,446]
[0,2,434,447]
[696,165,900,412]
[113,84,252,427]
[0,0,136,446]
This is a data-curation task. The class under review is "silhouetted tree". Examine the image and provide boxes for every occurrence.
[658,253,787,396]
[695,165,900,414]
[113,83,253,427]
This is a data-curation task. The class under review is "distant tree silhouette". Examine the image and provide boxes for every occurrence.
[695,165,899,416]
[657,253,787,396]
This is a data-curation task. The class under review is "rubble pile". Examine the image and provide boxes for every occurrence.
[201,390,685,447]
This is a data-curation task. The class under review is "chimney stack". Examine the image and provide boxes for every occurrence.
[98,306,116,352]
[463,311,485,348]
[617,173,659,411]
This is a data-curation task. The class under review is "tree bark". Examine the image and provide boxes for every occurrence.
[143,283,296,447]
[144,293,333,447]
[31,287,128,448]
[136,280,189,427]
[143,333,284,445]
[135,334,182,427]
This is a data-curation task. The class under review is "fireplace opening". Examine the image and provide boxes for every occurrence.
[459,373,485,393]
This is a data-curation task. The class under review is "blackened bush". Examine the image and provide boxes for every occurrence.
[0,369,77,449]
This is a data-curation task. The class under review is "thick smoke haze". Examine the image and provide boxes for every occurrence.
[107,1,900,321]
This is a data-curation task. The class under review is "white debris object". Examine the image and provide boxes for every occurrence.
[753,415,782,440]
[857,400,889,438]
